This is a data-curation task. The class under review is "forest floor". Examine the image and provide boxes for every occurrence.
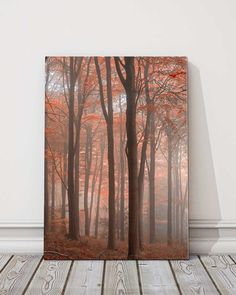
[44,232,188,260]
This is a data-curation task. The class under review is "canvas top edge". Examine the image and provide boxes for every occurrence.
[45,55,188,59]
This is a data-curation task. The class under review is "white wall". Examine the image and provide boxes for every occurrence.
[0,0,236,253]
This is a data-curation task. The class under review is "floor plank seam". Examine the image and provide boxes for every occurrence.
[0,255,13,274]
[136,261,143,295]
[229,255,236,264]
[168,260,182,295]
[198,255,222,295]
[62,260,74,294]
[22,256,43,295]
[101,260,106,295]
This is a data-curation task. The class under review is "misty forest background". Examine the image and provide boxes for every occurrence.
[44,56,188,259]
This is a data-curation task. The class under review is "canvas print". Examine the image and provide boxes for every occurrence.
[44,56,188,259]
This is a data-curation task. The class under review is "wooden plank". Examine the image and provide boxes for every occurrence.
[138,260,179,294]
[64,260,104,295]
[200,255,236,294]
[25,260,71,295]
[171,256,218,294]
[103,260,140,295]
[0,255,12,272]
[0,255,41,294]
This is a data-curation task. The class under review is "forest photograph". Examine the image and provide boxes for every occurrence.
[44,56,188,260]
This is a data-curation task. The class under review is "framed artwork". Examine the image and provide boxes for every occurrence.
[44,56,188,259]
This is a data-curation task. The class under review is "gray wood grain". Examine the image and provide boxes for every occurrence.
[200,255,236,294]
[64,260,104,295]
[138,260,179,294]
[25,260,71,295]
[104,260,140,295]
[0,255,12,272]
[0,255,41,294]
[171,256,218,294]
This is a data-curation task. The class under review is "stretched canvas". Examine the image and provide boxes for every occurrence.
[44,56,188,259]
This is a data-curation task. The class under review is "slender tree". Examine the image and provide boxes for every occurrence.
[138,60,151,248]
[115,57,139,258]
[84,125,93,236]
[95,57,116,249]
[119,96,125,241]
[61,140,67,219]
[74,57,89,236]
[149,110,156,243]
[95,138,105,238]
[67,57,82,240]
[167,126,172,245]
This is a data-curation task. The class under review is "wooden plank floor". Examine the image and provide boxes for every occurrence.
[0,255,236,294]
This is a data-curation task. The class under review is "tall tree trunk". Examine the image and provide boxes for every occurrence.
[74,124,81,236]
[119,96,125,241]
[174,145,180,243]
[149,111,156,243]
[167,129,172,245]
[67,57,77,240]
[74,58,90,236]
[126,58,139,258]
[95,57,116,249]
[116,154,120,240]
[95,139,105,238]
[105,57,116,249]
[138,61,151,249]
[115,57,139,258]
[61,141,67,219]
[84,126,92,236]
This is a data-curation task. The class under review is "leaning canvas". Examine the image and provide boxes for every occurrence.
[44,56,188,259]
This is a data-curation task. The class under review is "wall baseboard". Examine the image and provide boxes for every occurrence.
[1,219,236,254]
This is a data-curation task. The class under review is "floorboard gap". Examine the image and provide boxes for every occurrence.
[101,260,106,295]
[62,260,74,295]
[168,260,182,295]
[136,260,143,295]
[22,256,43,295]
[198,255,221,295]
[0,255,13,274]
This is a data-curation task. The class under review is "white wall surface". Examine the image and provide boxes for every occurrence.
[0,0,236,252]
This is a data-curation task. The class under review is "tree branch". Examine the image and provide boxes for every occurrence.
[114,57,126,88]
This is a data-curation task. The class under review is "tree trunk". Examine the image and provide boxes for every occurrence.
[105,57,116,249]
[61,141,67,219]
[167,129,172,245]
[89,152,99,232]
[95,57,116,249]
[125,58,139,258]
[84,126,92,236]
[115,57,139,258]
[174,145,180,243]
[67,57,77,240]
[138,61,151,249]
[74,58,91,236]
[149,111,156,243]
[119,96,125,241]
[116,154,120,240]
[74,124,81,236]
[95,139,105,238]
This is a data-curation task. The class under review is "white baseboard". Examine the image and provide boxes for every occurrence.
[0,219,236,254]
